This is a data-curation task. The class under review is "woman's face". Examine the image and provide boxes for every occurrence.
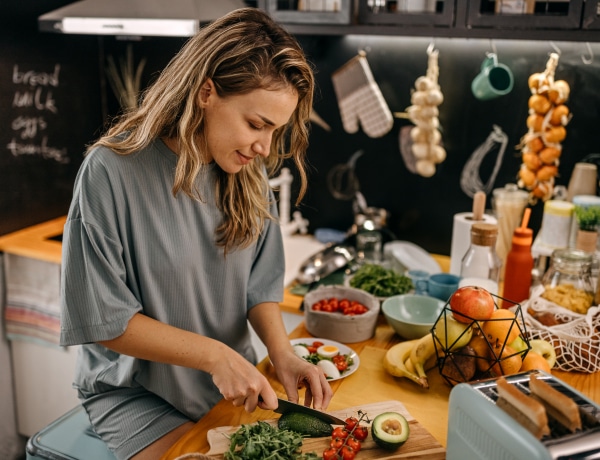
[200,79,299,174]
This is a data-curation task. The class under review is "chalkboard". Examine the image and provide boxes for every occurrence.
[0,27,102,236]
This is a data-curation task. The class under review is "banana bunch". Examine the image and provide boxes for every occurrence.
[384,316,474,389]
[407,46,445,178]
[383,334,438,389]
[518,52,571,202]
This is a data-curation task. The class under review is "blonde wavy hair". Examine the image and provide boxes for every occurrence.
[90,8,314,252]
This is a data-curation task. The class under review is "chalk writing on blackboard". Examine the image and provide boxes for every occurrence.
[6,64,68,163]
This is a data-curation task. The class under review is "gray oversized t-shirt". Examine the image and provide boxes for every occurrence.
[60,138,285,420]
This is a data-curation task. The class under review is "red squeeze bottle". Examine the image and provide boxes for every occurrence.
[501,208,534,309]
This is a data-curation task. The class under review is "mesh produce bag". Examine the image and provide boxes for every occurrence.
[517,285,600,373]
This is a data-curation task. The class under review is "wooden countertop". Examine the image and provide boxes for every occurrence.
[162,317,600,459]
[0,215,65,264]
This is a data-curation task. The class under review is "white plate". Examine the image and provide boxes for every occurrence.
[291,338,360,381]
[384,240,441,275]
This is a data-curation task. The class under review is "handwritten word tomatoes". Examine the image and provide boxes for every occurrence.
[311,298,369,316]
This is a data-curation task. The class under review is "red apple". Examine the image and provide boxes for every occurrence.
[449,286,495,323]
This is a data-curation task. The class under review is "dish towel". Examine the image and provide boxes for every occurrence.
[332,52,394,138]
[3,254,61,347]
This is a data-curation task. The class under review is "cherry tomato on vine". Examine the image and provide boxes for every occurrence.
[344,416,358,432]
[340,445,357,460]
[352,425,369,441]
[329,437,344,450]
[346,436,362,453]
[322,447,338,460]
[332,426,349,439]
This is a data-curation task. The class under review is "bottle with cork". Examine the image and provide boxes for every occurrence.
[502,207,534,308]
[459,222,502,296]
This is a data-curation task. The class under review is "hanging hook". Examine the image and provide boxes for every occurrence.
[489,39,498,56]
[582,42,594,65]
[427,40,435,56]
[549,41,561,56]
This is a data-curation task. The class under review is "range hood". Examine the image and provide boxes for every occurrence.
[39,0,248,37]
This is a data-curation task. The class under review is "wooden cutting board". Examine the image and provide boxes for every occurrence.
[203,400,445,459]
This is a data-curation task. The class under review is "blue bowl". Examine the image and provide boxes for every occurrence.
[382,294,445,340]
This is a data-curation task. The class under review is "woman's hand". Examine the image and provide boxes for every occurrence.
[247,302,333,412]
[206,341,279,413]
[271,348,333,411]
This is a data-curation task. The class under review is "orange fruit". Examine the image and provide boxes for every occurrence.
[490,345,522,376]
[469,335,493,372]
[520,351,551,373]
[482,309,520,348]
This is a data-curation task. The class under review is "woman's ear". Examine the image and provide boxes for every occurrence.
[199,78,215,106]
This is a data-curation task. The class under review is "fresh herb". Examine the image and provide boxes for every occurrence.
[349,264,413,297]
[574,205,600,231]
[225,421,319,460]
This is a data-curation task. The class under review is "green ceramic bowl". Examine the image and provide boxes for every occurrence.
[382,294,445,340]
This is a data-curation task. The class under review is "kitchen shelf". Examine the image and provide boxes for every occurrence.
[259,0,600,42]
[265,0,353,24]
[466,0,582,30]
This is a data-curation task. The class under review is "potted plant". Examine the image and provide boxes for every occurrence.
[574,205,600,253]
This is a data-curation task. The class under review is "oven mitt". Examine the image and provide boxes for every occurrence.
[332,52,394,138]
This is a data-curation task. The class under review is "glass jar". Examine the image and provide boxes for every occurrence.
[541,249,594,309]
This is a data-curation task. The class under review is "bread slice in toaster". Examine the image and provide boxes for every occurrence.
[496,376,550,439]
[529,373,582,432]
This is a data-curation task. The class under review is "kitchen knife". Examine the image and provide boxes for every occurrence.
[274,398,346,425]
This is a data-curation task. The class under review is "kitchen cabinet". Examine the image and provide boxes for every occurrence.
[583,0,600,29]
[260,0,600,42]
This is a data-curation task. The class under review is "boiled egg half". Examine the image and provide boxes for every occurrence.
[317,344,339,359]
[317,359,341,380]
[293,344,310,359]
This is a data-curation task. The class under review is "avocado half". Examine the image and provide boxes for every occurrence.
[371,411,410,450]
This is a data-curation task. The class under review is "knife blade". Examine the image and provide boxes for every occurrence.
[274,398,346,425]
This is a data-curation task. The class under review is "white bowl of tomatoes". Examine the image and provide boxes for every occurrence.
[303,285,380,343]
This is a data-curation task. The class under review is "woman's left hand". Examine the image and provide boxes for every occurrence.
[271,349,333,412]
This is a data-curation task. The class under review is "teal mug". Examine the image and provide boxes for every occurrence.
[471,53,514,100]
[409,271,461,301]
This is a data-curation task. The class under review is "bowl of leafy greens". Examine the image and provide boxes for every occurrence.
[347,263,414,300]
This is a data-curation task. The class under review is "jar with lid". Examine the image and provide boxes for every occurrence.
[541,249,595,310]
[460,223,502,295]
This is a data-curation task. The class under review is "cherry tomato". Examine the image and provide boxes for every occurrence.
[339,299,350,311]
[322,447,338,460]
[346,436,362,453]
[353,304,368,315]
[311,303,322,311]
[344,416,358,431]
[332,426,349,440]
[330,437,344,450]
[333,358,348,372]
[328,298,339,311]
[306,345,317,354]
[340,445,356,460]
[321,303,334,313]
[312,341,324,348]
[352,425,369,441]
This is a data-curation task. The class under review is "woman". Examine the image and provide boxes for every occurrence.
[60,8,332,459]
